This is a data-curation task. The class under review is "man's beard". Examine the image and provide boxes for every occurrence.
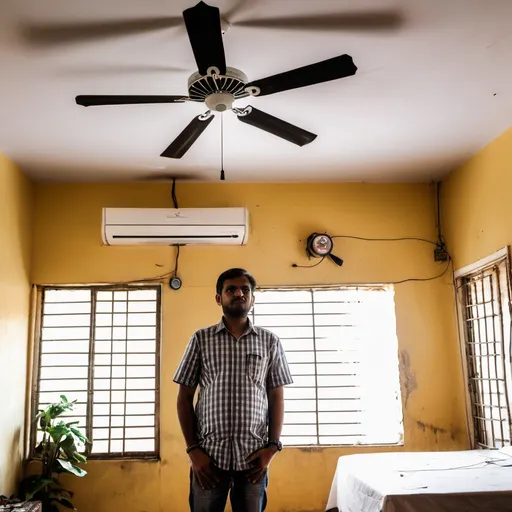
[222,299,250,318]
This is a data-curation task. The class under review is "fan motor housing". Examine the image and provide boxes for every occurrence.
[205,92,235,112]
[187,67,249,106]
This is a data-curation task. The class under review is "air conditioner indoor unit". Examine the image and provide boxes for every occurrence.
[102,207,249,246]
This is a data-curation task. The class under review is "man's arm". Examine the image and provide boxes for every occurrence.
[268,385,285,441]
[177,384,198,447]
[177,384,219,490]
[245,385,285,483]
[246,336,292,482]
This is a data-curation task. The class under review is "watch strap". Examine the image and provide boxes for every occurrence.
[267,439,282,451]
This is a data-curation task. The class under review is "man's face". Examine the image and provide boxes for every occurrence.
[216,276,254,319]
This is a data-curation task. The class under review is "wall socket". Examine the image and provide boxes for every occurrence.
[434,245,449,262]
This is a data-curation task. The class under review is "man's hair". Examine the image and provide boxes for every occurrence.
[216,268,257,295]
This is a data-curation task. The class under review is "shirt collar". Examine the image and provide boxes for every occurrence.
[214,317,257,336]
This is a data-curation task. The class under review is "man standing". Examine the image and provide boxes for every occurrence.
[174,268,293,512]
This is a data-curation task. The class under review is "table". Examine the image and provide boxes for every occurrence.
[326,450,512,511]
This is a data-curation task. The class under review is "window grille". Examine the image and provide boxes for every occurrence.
[252,287,403,446]
[32,286,161,458]
[456,253,512,448]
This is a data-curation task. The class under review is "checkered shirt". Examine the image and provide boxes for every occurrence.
[173,318,293,471]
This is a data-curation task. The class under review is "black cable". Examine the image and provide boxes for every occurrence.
[436,181,442,243]
[293,234,452,284]
[173,245,180,276]
[382,260,451,285]
[171,178,178,209]
[292,257,325,268]
[331,234,452,283]
[331,235,439,247]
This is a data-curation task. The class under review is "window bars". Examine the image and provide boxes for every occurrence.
[456,253,512,449]
[252,287,403,446]
[32,286,161,459]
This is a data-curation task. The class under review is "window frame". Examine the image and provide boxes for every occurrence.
[30,284,162,461]
[252,284,404,447]
[454,247,512,449]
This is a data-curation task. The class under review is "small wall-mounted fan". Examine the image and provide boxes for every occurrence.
[306,233,343,267]
[74,1,359,159]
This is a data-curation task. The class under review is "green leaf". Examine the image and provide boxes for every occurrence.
[72,452,87,464]
[47,403,74,420]
[49,424,71,444]
[51,497,76,510]
[60,395,68,403]
[59,435,85,466]
[69,427,87,442]
[21,477,53,500]
[56,459,87,477]
[49,489,74,500]
[60,433,77,452]
[65,421,80,427]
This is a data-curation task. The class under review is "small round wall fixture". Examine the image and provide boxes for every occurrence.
[170,276,182,290]
[306,233,343,267]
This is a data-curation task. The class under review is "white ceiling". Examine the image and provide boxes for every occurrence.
[1,0,511,183]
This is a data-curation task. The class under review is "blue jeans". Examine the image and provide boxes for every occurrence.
[189,468,268,512]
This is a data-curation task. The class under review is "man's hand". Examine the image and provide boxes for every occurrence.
[245,446,277,483]
[189,449,220,490]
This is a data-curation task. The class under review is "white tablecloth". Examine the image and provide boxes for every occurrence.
[326,449,512,512]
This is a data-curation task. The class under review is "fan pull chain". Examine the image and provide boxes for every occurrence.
[220,113,225,181]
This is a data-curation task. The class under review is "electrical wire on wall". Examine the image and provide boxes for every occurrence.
[292,232,452,284]
[104,179,183,287]
[172,178,179,209]
[436,181,443,245]
[168,178,182,289]
[292,258,326,269]
[292,182,453,284]
[332,234,453,284]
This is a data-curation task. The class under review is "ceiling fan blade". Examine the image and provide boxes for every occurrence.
[236,106,316,147]
[328,253,344,267]
[245,55,357,97]
[160,113,215,159]
[20,18,182,46]
[235,10,403,31]
[76,95,188,107]
[183,1,226,75]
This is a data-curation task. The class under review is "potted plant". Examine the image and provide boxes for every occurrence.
[20,395,89,512]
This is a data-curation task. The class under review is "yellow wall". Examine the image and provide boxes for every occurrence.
[0,155,34,495]
[32,182,467,512]
[442,126,512,269]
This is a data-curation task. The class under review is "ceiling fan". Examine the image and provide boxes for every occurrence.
[74,1,359,159]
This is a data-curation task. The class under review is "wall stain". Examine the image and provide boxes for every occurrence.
[400,350,417,408]
[416,420,447,436]
[297,446,323,453]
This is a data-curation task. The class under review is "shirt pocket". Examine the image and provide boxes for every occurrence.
[246,353,265,385]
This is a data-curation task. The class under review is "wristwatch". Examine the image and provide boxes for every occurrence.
[267,439,283,451]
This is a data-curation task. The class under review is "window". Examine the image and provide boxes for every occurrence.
[252,287,403,446]
[31,286,161,458]
[455,249,512,448]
